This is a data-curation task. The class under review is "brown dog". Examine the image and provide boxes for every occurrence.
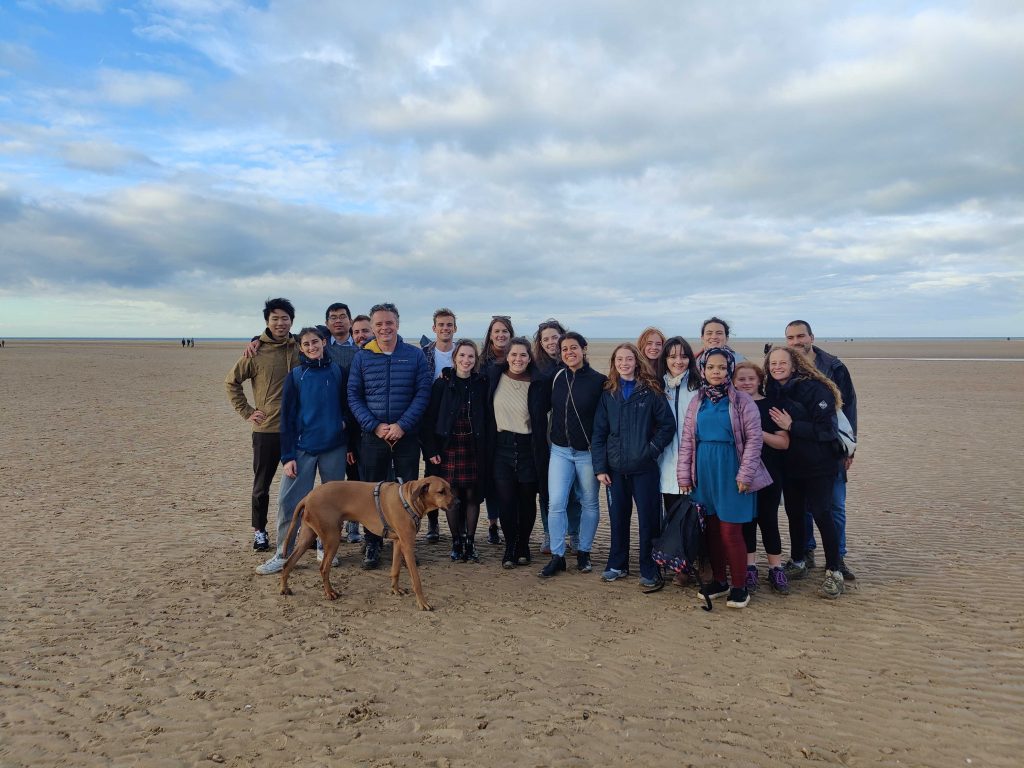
[278,477,453,610]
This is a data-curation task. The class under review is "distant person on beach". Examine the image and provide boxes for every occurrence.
[347,302,431,569]
[182,338,186,348]
[733,360,790,595]
[765,346,846,599]
[785,320,857,582]
[678,348,771,608]
[636,327,667,378]
[351,315,373,347]
[420,308,459,544]
[225,298,300,553]
[531,319,581,556]
[421,339,489,563]
[696,317,745,362]
[254,326,351,575]
[592,342,674,587]
[538,331,607,578]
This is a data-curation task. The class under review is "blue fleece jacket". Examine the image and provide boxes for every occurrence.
[279,356,349,463]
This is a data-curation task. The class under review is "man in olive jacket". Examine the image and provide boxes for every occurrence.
[225,298,300,552]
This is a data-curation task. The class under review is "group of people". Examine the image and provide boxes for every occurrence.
[226,299,857,607]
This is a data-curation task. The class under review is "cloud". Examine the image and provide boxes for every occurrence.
[96,68,189,105]
[59,140,157,173]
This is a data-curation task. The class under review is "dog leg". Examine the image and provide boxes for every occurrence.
[390,540,408,597]
[399,533,432,611]
[319,531,342,600]
[279,522,317,596]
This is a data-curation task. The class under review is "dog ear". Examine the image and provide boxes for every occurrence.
[414,479,431,504]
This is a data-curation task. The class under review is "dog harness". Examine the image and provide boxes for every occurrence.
[372,480,424,538]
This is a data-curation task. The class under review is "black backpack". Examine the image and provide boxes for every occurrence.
[648,494,712,610]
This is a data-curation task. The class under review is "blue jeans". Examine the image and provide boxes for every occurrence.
[605,467,661,580]
[803,475,847,558]
[276,446,348,558]
[547,445,600,557]
[540,485,583,538]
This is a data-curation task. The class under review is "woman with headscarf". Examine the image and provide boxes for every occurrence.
[677,348,771,608]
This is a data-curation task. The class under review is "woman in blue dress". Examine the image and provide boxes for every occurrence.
[677,348,772,608]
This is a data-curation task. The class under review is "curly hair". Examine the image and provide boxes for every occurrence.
[763,346,843,410]
[636,326,667,378]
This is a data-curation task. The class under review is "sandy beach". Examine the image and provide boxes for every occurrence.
[1,338,1022,767]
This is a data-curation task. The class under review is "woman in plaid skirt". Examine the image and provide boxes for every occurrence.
[422,339,490,562]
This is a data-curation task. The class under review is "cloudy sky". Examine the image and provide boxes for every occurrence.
[1,1,1022,339]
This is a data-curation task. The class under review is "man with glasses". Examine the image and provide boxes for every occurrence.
[347,302,432,568]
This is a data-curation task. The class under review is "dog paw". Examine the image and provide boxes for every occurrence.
[418,601,433,611]
[325,590,339,600]
[281,587,294,596]
[391,586,408,597]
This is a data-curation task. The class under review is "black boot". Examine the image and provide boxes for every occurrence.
[538,555,566,578]
[426,512,440,544]
[502,543,516,569]
[450,535,463,562]
[463,537,480,563]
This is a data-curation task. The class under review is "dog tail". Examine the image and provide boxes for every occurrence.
[282,496,307,558]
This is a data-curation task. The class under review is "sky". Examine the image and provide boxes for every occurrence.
[1,0,1022,340]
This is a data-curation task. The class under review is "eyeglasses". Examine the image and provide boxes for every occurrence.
[327,313,350,321]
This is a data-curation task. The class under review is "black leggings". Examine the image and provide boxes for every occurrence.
[495,475,538,559]
[743,481,783,557]
[783,473,840,570]
[445,486,482,542]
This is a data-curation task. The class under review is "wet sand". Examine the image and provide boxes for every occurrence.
[1,338,1022,767]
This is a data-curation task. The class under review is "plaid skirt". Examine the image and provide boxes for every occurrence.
[441,407,478,488]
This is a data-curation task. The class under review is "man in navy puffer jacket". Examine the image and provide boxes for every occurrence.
[347,302,432,568]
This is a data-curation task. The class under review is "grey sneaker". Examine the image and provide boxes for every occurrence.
[805,550,817,569]
[601,567,628,582]
[315,546,341,567]
[346,522,362,544]
[822,569,845,599]
[255,555,286,575]
[638,576,658,588]
[783,559,807,580]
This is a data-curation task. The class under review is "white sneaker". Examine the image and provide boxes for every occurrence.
[255,555,286,575]
[315,548,341,567]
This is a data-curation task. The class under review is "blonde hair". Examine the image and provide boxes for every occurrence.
[764,346,842,411]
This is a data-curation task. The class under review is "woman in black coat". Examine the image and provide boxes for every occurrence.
[764,346,845,599]
[422,339,489,562]
[486,337,549,568]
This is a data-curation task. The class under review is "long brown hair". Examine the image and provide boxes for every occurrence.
[605,342,663,396]
[482,316,515,363]
[636,326,667,378]
[764,346,842,410]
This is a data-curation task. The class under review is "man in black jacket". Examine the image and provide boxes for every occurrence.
[786,320,857,581]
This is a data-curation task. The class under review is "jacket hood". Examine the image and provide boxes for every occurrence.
[260,329,295,347]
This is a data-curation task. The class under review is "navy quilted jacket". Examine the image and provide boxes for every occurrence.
[347,335,432,434]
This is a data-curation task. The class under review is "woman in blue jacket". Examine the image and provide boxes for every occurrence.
[256,327,350,576]
[592,343,675,587]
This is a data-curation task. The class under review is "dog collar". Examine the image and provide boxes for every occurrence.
[397,483,423,531]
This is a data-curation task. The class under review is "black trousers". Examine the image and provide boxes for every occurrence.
[360,432,421,546]
[493,432,539,558]
[784,472,840,570]
[251,432,281,531]
[744,479,783,557]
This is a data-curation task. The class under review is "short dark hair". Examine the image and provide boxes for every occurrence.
[370,302,399,320]
[263,297,295,321]
[560,330,588,349]
[352,314,371,324]
[433,307,456,323]
[701,316,731,338]
[297,326,324,343]
[786,320,813,336]
[325,303,351,322]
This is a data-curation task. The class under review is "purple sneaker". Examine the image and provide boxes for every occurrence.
[745,565,759,592]
[768,566,790,595]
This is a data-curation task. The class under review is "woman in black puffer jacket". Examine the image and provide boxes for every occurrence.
[592,343,675,587]
[764,346,845,599]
